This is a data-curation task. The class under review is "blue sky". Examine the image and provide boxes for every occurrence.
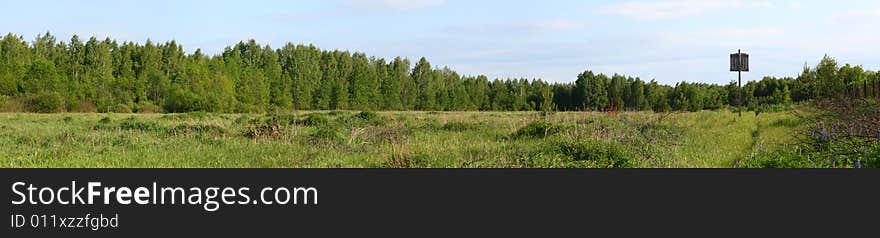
[2,0,880,85]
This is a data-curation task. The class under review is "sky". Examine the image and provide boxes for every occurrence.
[2,0,880,85]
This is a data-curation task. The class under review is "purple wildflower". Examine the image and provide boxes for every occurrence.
[855,159,862,169]
[758,144,764,152]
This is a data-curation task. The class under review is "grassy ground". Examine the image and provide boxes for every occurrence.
[0,110,802,168]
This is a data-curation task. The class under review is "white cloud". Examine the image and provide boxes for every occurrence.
[592,58,715,83]
[528,19,586,32]
[828,8,880,26]
[446,19,585,36]
[658,27,786,45]
[787,1,803,9]
[347,0,447,11]
[598,0,773,20]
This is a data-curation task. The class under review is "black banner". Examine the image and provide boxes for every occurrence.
[2,169,877,237]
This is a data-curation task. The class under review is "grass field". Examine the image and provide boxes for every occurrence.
[0,110,804,168]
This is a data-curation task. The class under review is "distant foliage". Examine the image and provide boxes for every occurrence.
[1,32,875,113]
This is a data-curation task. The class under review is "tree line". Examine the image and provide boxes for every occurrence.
[1,32,877,113]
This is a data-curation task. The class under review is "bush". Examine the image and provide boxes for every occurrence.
[341,111,384,126]
[327,110,348,117]
[356,111,379,121]
[69,100,97,113]
[0,95,9,110]
[740,151,814,168]
[28,92,64,113]
[441,121,487,132]
[243,123,283,140]
[556,140,633,168]
[169,124,227,137]
[113,104,132,113]
[512,121,565,139]
[299,113,330,126]
[118,118,166,133]
[99,117,112,124]
[0,96,28,112]
[233,115,254,125]
[136,102,161,113]
[310,124,344,145]
[742,141,879,168]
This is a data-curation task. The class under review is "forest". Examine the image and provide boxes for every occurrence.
[2,32,878,114]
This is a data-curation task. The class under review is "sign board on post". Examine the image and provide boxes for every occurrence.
[731,50,748,118]
[730,53,749,72]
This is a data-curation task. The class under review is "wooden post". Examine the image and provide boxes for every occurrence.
[730,50,748,116]
[738,49,743,117]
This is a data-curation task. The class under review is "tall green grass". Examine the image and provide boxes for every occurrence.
[0,110,802,168]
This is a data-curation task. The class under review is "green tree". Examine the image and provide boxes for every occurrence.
[261,46,290,109]
[0,33,30,95]
[332,51,352,109]
[412,57,436,110]
[347,53,373,110]
[315,51,337,110]
[383,57,408,110]
[22,59,59,94]
[815,55,843,98]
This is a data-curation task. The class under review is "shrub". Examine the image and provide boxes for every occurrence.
[742,141,879,168]
[556,140,634,168]
[136,102,161,113]
[28,92,64,113]
[243,123,283,140]
[349,126,410,146]
[179,111,211,120]
[310,124,344,145]
[385,151,428,168]
[99,117,112,124]
[118,118,166,133]
[169,124,227,137]
[356,111,379,121]
[340,111,385,126]
[327,110,348,117]
[0,96,27,112]
[113,104,132,113]
[441,121,487,132]
[0,95,9,110]
[740,151,813,168]
[69,100,97,113]
[299,113,330,126]
[512,121,565,139]
[233,115,253,125]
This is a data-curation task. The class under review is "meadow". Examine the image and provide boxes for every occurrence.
[0,110,805,168]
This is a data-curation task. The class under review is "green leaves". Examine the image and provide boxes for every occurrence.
[0,32,868,114]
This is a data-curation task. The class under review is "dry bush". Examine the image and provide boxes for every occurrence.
[244,123,284,141]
